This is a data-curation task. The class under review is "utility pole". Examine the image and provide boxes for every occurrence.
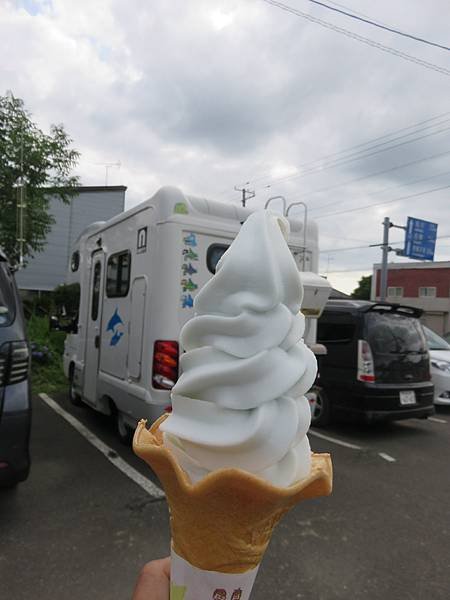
[234,184,255,208]
[380,217,390,301]
[378,217,406,301]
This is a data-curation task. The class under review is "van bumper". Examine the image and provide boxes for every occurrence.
[333,381,435,423]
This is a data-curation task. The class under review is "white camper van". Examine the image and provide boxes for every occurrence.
[63,186,330,441]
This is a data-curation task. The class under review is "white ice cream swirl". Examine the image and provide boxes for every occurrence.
[160,210,317,487]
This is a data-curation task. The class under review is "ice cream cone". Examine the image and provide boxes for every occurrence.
[133,415,332,575]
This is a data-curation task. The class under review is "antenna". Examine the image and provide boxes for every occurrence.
[95,161,121,186]
[16,129,26,269]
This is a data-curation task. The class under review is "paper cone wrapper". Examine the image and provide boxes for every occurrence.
[134,415,332,580]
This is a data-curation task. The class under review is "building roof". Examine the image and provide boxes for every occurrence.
[373,260,450,270]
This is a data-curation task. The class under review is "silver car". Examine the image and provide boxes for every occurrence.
[422,325,450,406]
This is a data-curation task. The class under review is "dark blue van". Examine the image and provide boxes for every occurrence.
[0,250,31,487]
[314,300,435,426]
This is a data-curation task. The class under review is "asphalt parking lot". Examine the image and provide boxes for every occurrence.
[1,391,449,600]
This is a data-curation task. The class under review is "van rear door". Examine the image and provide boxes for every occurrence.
[364,307,429,384]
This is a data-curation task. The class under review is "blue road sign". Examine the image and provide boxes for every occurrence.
[404,217,438,261]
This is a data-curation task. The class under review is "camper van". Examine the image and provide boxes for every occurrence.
[63,186,330,441]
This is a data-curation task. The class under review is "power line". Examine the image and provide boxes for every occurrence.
[314,182,450,219]
[303,0,450,52]
[254,121,450,190]
[309,167,450,215]
[320,234,450,254]
[246,111,450,189]
[284,147,450,207]
[259,0,450,76]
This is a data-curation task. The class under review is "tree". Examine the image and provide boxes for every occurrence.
[0,92,80,264]
[351,274,372,300]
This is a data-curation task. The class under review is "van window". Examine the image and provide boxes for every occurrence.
[318,321,355,343]
[71,251,80,272]
[207,244,229,274]
[91,262,102,320]
[106,251,131,297]
[366,312,426,354]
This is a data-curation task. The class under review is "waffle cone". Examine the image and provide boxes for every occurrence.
[133,415,332,574]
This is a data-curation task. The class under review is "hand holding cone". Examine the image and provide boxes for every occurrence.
[133,416,332,575]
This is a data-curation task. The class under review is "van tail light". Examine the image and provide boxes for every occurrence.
[357,339,375,383]
[152,340,179,390]
[0,341,29,387]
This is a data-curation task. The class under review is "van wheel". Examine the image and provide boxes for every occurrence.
[69,368,82,407]
[311,388,331,427]
[114,408,133,445]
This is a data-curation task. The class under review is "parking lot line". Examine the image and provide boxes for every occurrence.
[38,393,165,500]
[428,417,448,424]
[309,429,363,450]
[378,452,396,463]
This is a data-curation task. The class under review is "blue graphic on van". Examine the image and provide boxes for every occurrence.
[181,294,194,309]
[183,232,197,247]
[182,262,197,276]
[106,308,124,346]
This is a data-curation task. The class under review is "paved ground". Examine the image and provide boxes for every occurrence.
[1,391,449,600]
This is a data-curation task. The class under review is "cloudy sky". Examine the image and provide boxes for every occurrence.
[2,0,450,293]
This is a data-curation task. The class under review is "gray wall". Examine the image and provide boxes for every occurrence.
[16,186,126,292]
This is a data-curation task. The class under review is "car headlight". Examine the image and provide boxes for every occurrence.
[431,359,450,372]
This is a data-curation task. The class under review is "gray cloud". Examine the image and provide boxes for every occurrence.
[2,0,450,292]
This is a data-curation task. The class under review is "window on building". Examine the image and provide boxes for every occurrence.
[419,286,436,297]
[387,287,403,298]
[106,251,131,297]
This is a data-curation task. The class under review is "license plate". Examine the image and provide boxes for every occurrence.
[400,390,416,405]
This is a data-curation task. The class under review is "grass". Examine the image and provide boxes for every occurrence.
[26,315,68,395]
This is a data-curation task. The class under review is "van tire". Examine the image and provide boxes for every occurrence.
[69,366,82,407]
[110,402,133,445]
[311,387,331,427]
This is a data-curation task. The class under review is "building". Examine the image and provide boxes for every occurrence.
[16,186,126,293]
[371,261,450,335]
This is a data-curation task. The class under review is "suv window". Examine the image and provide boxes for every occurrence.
[365,312,426,354]
[318,321,355,343]
[0,264,16,327]
[423,325,450,351]
[106,251,131,297]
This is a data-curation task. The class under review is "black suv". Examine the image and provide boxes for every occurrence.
[0,250,31,487]
[314,300,435,425]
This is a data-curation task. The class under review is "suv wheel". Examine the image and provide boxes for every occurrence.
[311,387,331,427]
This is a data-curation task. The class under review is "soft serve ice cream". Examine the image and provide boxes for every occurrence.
[160,210,317,487]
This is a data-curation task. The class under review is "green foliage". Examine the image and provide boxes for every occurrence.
[352,274,372,300]
[0,92,80,264]
[27,314,67,394]
[53,283,80,316]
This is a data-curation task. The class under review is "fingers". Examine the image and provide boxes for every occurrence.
[132,557,171,600]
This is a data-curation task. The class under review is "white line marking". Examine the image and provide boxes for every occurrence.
[309,429,363,450]
[428,417,448,424]
[378,452,396,463]
[39,393,165,500]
